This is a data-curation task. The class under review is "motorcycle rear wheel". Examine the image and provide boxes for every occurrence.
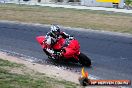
[78,53,91,67]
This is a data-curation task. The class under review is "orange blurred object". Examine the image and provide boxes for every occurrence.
[81,67,88,78]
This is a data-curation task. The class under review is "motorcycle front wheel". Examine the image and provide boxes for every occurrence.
[78,53,91,67]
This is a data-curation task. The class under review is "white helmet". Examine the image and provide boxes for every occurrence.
[50,24,60,37]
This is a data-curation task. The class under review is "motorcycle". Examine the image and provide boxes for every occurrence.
[36,36,91,66]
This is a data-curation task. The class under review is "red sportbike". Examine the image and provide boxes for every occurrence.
[36,36,91,66]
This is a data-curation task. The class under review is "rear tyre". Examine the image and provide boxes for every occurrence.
[78,53,91,67]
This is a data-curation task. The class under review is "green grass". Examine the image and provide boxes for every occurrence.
[0,59,24,67]
[0,3,132,34]
[0,68,52,88]
[0,58,78,88]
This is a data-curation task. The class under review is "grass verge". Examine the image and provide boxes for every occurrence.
[0,59,24,67]
[0,3,132,34]
[0,58,78,88]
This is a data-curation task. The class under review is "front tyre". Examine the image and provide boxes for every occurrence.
[78,53,91,67]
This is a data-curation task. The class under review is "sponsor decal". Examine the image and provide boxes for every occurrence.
[78,67,131,86]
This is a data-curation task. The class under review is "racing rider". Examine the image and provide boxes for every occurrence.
[43,24,74,59]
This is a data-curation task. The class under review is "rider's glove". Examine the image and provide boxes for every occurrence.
[54,51,61,56]
[69,36,74,40]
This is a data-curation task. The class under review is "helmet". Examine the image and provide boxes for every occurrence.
[50,24,60,38]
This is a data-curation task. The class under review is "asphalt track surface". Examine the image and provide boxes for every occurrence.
[0,22,132,82]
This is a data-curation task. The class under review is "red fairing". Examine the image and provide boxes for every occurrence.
[36,36,46,48]
[53,38,80,60]
[53,38,65,50]
[63,40,80,60]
